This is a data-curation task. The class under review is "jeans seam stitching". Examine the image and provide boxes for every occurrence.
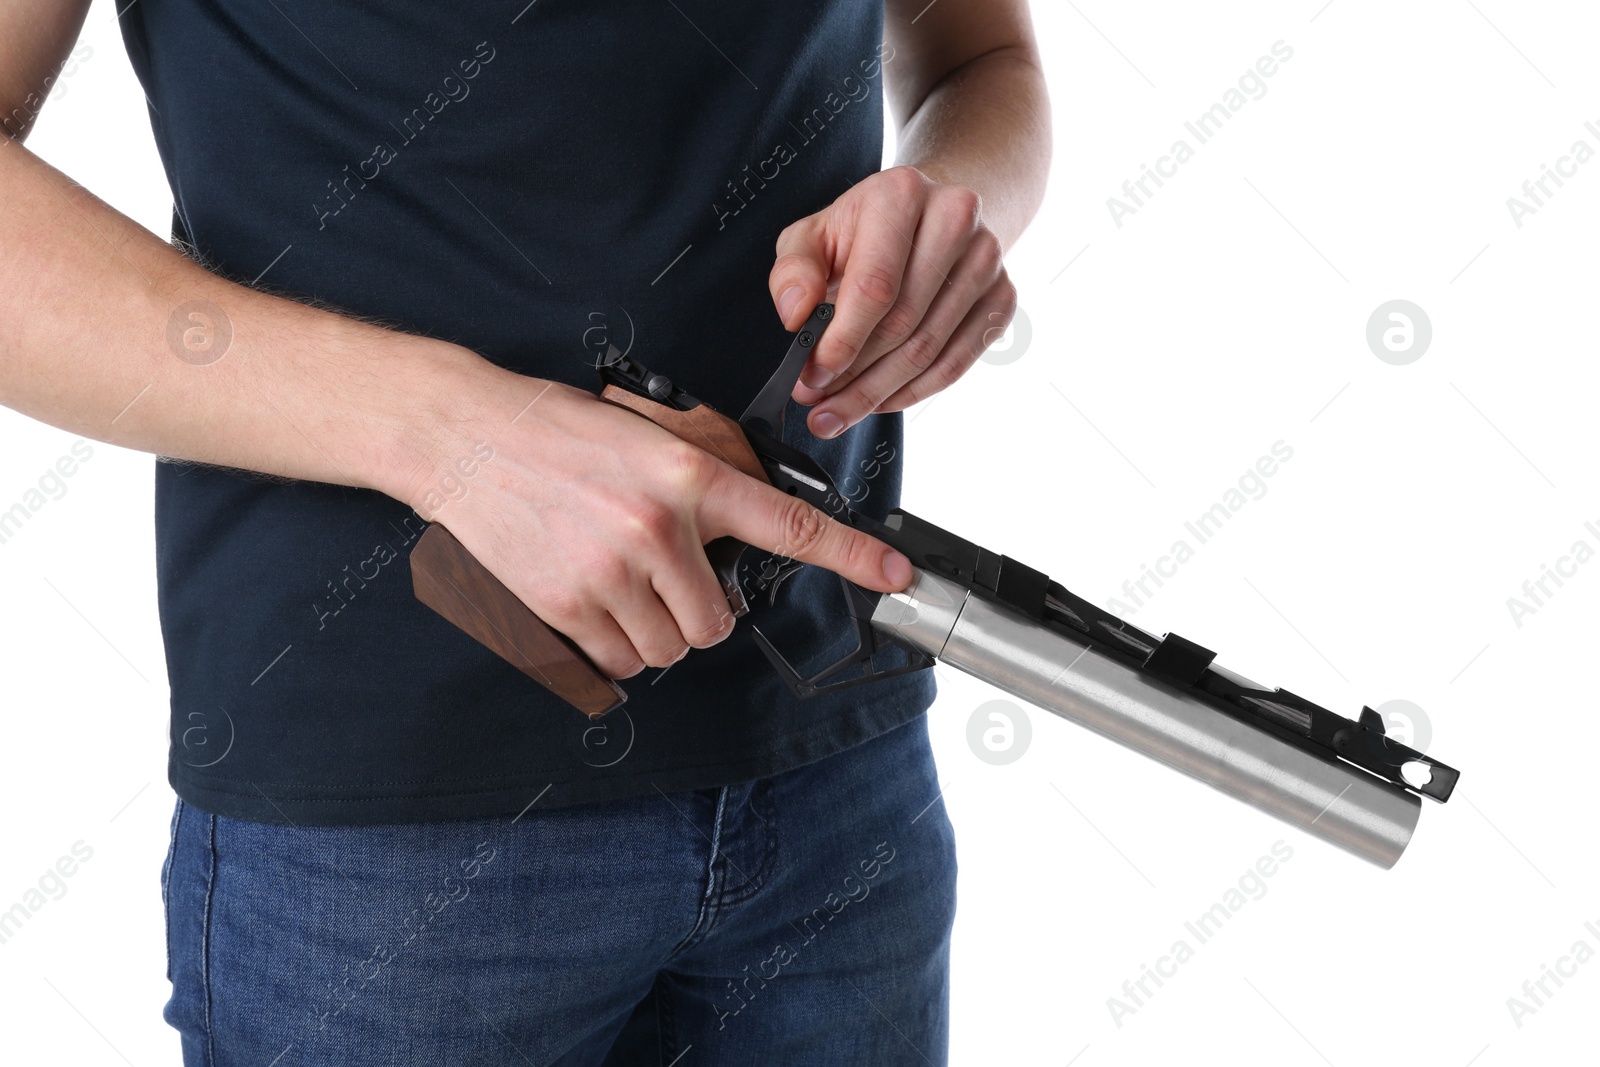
[164,800,183,984]
[201,812,218,1067]
[668,787,726,957]
[716,781,778,909]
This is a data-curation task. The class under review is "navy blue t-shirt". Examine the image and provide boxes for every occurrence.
[118,0,935,824]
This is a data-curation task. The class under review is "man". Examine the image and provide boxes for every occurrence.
[1,0,1049,1061]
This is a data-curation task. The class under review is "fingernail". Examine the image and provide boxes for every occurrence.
[801,365,835,390]
[812,411,844,439]
[779,285,804,324]
[883,550,912,587]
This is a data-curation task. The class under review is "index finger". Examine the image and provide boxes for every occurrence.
[699,464,912,594]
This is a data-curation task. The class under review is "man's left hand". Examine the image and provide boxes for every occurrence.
[768,165,1018,440]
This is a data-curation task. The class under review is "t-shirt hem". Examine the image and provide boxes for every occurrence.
[169,695,932,827]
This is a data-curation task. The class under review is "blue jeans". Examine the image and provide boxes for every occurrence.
[161,714,957,1065]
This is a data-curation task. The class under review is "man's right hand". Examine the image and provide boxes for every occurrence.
[394,370,914,680]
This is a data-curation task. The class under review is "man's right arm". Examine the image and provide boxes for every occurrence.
[1,1,492,502]
[1,1,494,503]
[0,3,913,680]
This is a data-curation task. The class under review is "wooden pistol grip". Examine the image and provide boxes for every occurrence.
[410,523,626,719]
[600,384,768,619]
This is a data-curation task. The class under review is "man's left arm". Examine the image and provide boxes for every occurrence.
[771,0,1051,439]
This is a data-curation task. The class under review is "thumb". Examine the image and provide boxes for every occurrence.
[706,467,913,594]
[770,215,832,331]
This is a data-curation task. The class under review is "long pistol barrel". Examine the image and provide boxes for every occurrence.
[871,567,1424,868]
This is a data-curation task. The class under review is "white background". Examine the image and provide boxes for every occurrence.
[2,1,1596,1064]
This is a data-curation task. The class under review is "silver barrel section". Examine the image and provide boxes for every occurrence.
[871,568,1422,868]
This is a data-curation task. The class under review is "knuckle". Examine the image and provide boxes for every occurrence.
[995,275,1019,317]
[897,329,942,373]
[883,385,921,412]
[932,352,966,390]
[813,341,854,373]
[534,583,586,624]
[820,363,861,394]
[608,652,647,679]
[639,640,689,669]
[852,267,899,309]
[886,166,927,199]
[942,185,982,230]
[876,300,921,346]
[771,248,811,278]
[568,540,624,584]
[619,497,680,547]
[588,553,634,596]
[661,442,715,490]
[774,496,828,559]
[971,231,1004,276]
[877,384,919,413]
[683,612,734,649]
[774,215,816,254]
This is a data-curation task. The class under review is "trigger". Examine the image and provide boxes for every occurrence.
[740,554,805,608]
[765,558,805,607]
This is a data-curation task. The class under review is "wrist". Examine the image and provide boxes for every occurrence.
[361,335,508,513]
[369,336,588,521]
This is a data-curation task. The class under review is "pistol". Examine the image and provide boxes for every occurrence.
[410,304,1460,868]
